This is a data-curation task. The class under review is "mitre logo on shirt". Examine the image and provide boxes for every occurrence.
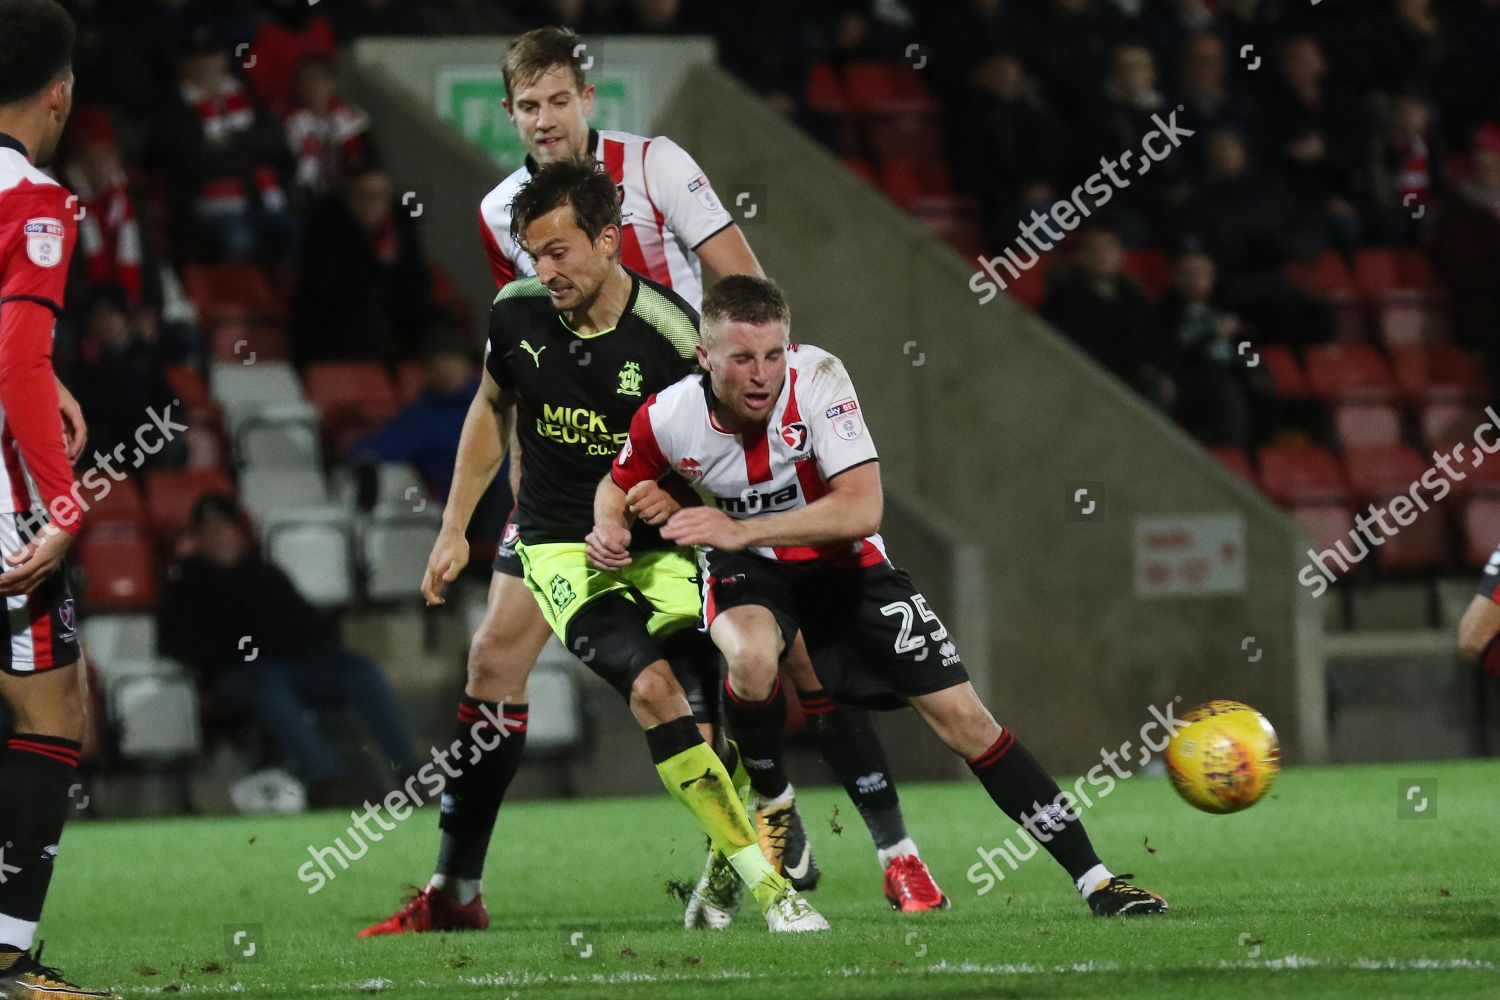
[24,217,65,268]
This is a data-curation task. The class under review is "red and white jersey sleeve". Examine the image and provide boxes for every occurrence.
[641,136,734,254]
[611,394,672,492]
[477,164,533,289]
[0,145,80,530]
[622,345,886,567]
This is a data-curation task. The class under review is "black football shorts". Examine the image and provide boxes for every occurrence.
[703,550,969,710]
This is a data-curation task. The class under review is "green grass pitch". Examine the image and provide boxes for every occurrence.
[39,758,1499,998]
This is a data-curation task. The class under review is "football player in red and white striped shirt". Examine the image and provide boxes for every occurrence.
[597,276,1169,918]
[0,2,119,995]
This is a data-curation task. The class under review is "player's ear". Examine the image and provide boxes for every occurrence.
[597,222,619,256]
[695,343,710,370]
[579,83,596,118]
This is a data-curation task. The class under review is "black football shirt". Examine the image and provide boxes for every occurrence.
[485,271,700,546]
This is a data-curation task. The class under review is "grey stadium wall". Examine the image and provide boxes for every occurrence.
[342,39,1325,780]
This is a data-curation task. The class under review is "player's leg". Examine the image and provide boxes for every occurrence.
[358,566,551,938]
[0,573,118,996]
[1457,595,1500,673]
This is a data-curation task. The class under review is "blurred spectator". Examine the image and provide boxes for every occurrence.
[1260,36,1371,251]
[959,52,1072,246]
[290,164,432,366]
[1156,250,1274,448]
[1137,0,1222,79]
[1042,224,1172,408]
[1084,44,1187,243]
[63,109,144,309]
[1431,125,1500,405]
[284,55,378,200]
[347,337,512,559]
[1370,93,1444,245]
[1013,0,1126,121]
[158,30,297,264]
[158,494,420,792]
[1175,33,1255,151]
[1373,0,1446,98]
[70,287,185,471]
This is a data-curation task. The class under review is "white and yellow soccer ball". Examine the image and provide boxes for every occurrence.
[1165,700,1280,814]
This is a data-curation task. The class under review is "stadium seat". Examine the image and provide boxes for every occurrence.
[232,403,323,469]
[841,61,939,116]
[1378,301,1431,347]
[183,426,227,470]
[1418,401,1474,455]
[210,360,304,408]
[239,466,329,523]
[182,263,284,330]
[841,157,878,188]
[1208,446,1256,486]
[332,462,428,515]
[77,532,158,610]
[1396,248,1437,291]
[81,614,156,665]
[394,361,426,405]
[1257,443,1349,504]
[1352,248,1401,300]
[83,478,147,533]
[805,61,848,115]
[165,364,221,428]
[1284,251,1355,298]
[998,250,1057,310]
[1463,497,1500,566]
[360,515,441,602]
[303,362,401,444]
[878,155,951,208]
[1390,344,1486,403]
[1121,250,1173,300]
[210,322,290,364]
[1304,343,1396,401]
[262,510,355,608]
[1259,345,1312,399]
[1291,503,1356,556]
[1332,402,1403,448]
[144,468,236,540]
[1343,444,1428,502]
[1376,504,1450,573]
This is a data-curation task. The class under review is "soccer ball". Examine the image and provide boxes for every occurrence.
[1165,700,1279,814]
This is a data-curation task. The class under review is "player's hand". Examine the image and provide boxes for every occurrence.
[0,523,73,596]
[662,507,750,551]
[56,379,87,463]
[586,522,633,570]
[625,480,681,526]
[422,526,469,606]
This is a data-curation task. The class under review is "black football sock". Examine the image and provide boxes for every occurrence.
[967,729,1104,885]
[0,734,80,952]
[433,698,528,897]
[722,677,790,800]
[800,689,909,851]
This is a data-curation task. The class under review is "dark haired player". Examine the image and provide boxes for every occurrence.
[596,275,1169,918]
[0,1,120,996]
[363,25,944,937]
[387,161,825,932]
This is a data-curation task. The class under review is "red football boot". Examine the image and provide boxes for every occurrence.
[357,886,490,937]
[883,855,951,913]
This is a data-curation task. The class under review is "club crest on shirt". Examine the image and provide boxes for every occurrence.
[780,422,810,456]
[24,217,65,268]
[617,360,643,397]
[59,598,76,636]
[678,457,704,482]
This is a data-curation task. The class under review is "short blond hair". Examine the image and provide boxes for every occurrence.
[502,27,589,101]
[700,275,791,347]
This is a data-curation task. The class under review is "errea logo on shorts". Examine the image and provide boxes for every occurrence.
[24,217,65,268]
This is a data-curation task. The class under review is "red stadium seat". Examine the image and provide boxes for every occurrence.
[1257,443,1349,504]
[1332,402,1402,448]
[1304,343,1396,401]
[394,361,426,406]
[1377,504,1450,572]
[841,157,878,187]
[165,364,222,429]
[1390,344,1486,403]
[304,362,400,455]
[1285,251,1355,298]
[82,478,147,533]
[1121,250,1173,300]
[1353,248,1401,300]
[1464,447,1500,496]
[1208,446,1256,486]
[1259,345,1312,399]
[182,264,284,329]
[841,62,939,116]
[184,426,226,470]
[1396,248,1437,291]
[1419,401,1475,455]
[1463,497,1500,567]
[999,250,1057,310]
[1291,503,1356,556]
[805,62,848,115]
[1343,444,1427,502]
[1377,301,1431,347]
[878,156,951,208]
[77,531,158,611]
[144,468,236,541]
[210,322,289,364]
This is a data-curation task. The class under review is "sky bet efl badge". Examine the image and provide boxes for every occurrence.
[826,398,864,440]
[24,217,65,268]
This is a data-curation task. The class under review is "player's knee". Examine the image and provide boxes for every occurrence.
[628,665,683,719]
[1457,615,1495,664]
[466,619,538,696]
[724,648,780,700]
[9,676,86,740]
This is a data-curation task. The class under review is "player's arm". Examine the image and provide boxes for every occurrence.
[588,401,672,569]
[646,137,760,281]
[422,366,515,605]
[664,461,883,551]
